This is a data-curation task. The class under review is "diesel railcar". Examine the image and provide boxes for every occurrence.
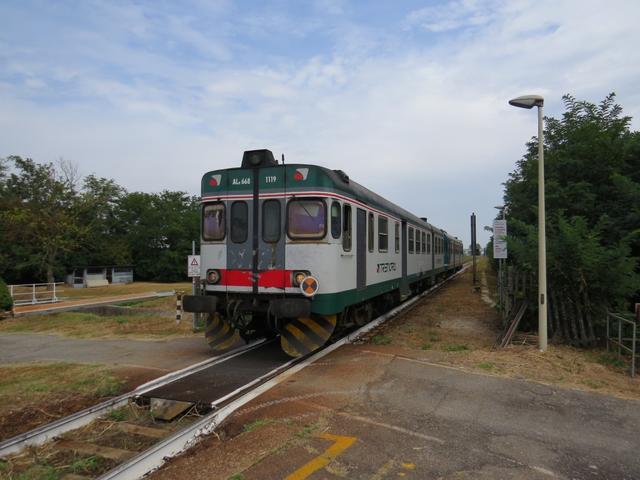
[183,149,463,357]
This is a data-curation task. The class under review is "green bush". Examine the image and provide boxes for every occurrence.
[0,278,13,312]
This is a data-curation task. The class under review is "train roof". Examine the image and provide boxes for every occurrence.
[201,161,461,243]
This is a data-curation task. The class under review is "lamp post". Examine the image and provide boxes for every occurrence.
[508,94,547,352]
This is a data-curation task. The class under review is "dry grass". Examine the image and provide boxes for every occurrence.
[0,363,122,407]
[0,363,125,441]
[379,257,640,401]
[0,305,197,339]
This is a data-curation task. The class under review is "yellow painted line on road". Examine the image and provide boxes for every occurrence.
[284,433,357,480]
[370,459,396,480]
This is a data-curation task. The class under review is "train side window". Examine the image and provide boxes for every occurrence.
[416,229,421,253]
[287,199,327,239]
[422,232,426,253]
[262,199,281,243]
[408,227,414,254]
[427,233,431,254]
[378,216,388,252]
[331,201,341,239]
[202,202,225,241]
[394,222,400,253]
[368,213,374,252]
[343,204,352,251]
[230,201,248,243]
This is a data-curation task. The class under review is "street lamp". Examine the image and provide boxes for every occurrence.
[508,94,547,352]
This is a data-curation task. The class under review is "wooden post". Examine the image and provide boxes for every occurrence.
[176,292,183,324]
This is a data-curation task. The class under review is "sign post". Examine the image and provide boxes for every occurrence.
[188,241,201,330]
[493,219,507,313]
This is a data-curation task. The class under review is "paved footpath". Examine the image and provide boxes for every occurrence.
[0,333,213,372]
[151,344,640,480]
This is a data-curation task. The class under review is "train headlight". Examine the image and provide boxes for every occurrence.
[292,271,310,287]
[300,275,319,297]
[207,269,221,284]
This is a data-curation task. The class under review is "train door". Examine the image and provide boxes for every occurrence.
[227,195,253,291]
[257,166,286,290]
[356,209,366,290]
[226,165,287,293]
[400,221,409,298]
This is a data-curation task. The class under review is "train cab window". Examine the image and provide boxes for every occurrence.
[408,227,414,254]
[203,202,225,241]
[288,199,326,239]
[262,200,281,243]
[394,222,400,253]
[230,201,248,243]
[378,216,388,252]
[343,204,352,251]
[422,232,426,253]
[331,201,341,239]
[368,213,374,252]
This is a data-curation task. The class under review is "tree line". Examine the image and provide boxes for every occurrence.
[497,93,640,346]
[0,156,199,284]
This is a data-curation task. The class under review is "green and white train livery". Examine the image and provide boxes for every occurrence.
[183,149,463,357]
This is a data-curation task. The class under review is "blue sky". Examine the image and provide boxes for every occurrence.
[2,0,640,248]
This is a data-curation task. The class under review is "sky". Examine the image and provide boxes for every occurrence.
[1,0,639,248]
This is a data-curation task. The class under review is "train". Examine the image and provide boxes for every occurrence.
[183,149,464,357]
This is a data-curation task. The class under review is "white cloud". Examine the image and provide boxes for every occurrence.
[1,0,640,247]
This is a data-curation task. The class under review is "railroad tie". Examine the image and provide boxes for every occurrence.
[55,439,136,462]
[114,422,167,439]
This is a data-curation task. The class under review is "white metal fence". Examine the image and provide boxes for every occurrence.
[8,282,64,306]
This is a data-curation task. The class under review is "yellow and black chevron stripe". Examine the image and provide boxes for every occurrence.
[205,313,240,351]
[280,314,336,357]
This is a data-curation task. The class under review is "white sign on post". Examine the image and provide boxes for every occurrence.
[493,220,508,259]
[187,255,201,277]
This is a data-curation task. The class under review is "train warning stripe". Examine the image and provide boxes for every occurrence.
[280,315,336,357]
[205,313,239,350]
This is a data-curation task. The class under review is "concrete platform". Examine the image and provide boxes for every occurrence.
[150,344,640,480]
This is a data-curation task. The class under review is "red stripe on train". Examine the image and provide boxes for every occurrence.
[219,269,293,288]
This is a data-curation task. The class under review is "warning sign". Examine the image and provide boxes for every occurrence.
[187,255,201,277]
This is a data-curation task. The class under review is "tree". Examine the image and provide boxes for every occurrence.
[0,277,12,313]
[0,156,86,283]
[503,94,640,345]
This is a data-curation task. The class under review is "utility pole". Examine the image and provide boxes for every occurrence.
[471,213,477,288]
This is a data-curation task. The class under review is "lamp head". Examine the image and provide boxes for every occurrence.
[509,95,544,109]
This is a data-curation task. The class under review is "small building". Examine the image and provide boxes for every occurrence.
[65,266,134,288]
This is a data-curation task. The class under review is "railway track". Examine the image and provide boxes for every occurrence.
[0,266,467,480]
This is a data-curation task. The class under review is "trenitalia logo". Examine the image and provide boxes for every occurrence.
[293,168,309,181]
[208,174,222,187]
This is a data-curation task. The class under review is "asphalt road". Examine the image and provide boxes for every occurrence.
[0,333,214,371]
[151,345,640,480]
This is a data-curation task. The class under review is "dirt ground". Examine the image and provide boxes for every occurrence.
[0,363,158,441]
[370,258,640,401]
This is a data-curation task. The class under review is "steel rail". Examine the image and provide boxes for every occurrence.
[98,266,468,480]
[0,339,268,457]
